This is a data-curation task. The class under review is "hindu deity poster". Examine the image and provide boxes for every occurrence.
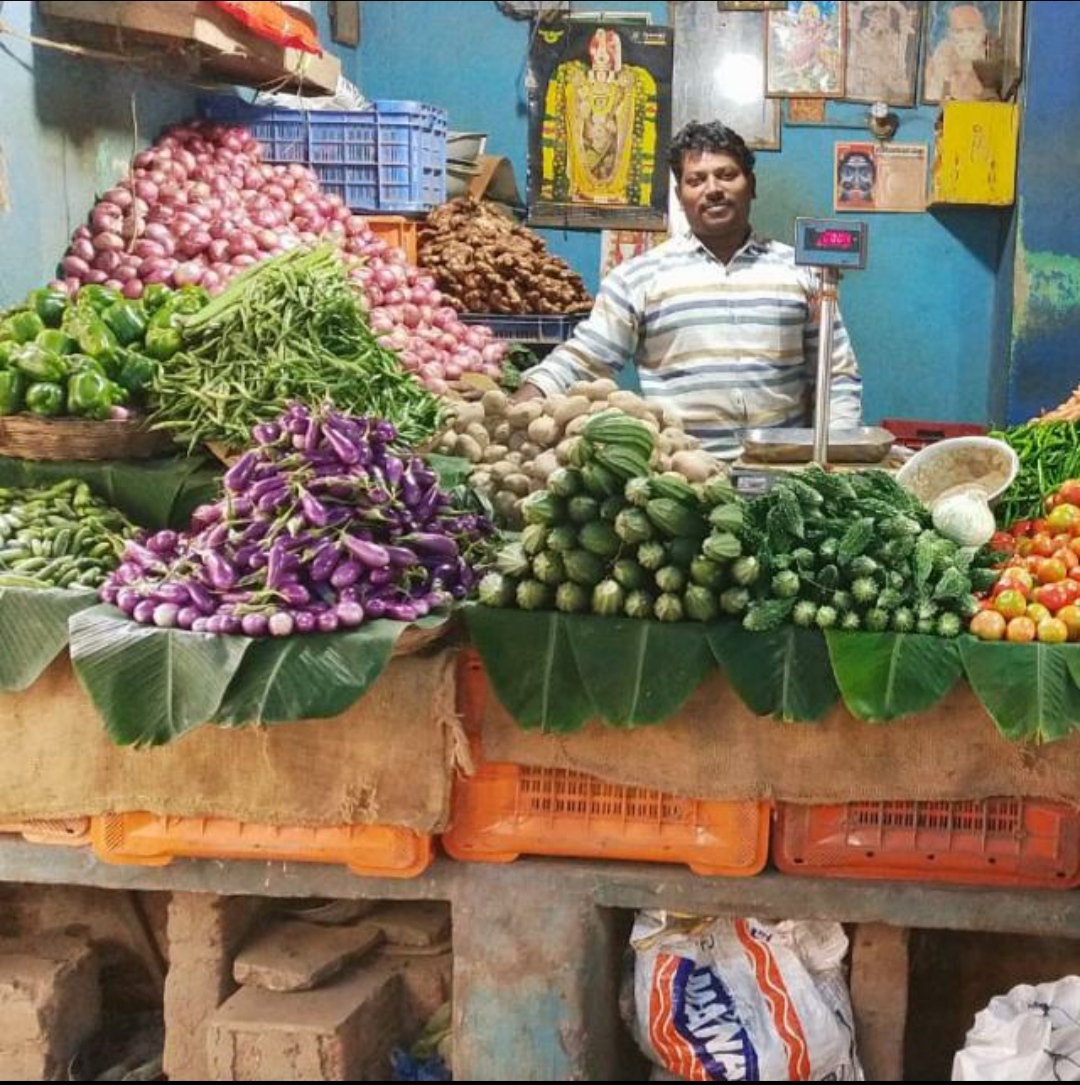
[528,21,674,230]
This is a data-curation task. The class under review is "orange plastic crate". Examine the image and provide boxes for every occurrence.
[91,814,432,879]
[364,215,419,264]
[774,800,1080,889]
[445,764,769,876]
[448,651,769,876]
[0,818,91,847]
[881,418,987,451]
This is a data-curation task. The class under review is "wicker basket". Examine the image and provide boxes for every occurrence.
[0,413,173,462]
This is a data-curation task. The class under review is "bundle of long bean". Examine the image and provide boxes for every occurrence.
[149,247,445,451]
[991,421,1080,525]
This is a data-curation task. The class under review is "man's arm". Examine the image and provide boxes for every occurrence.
[519,266,643,399]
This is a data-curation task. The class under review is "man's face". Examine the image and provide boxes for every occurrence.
[676,150,754,247]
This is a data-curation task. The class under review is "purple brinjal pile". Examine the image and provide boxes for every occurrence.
[100,404,494,636]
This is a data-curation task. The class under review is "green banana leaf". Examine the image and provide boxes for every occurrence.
[0,586,98,691]
[465,607,593,733]
[959,638,1080,743]
[708,623,839,723]
[69,607,452,746]
[827,632,963,723]
[0,455,221,530]
[213,616,446,726]
[69,606,251,748]
[424,453,474,490]
[565,615,714,728]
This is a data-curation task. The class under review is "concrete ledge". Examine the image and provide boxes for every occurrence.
[1,842,1079,938]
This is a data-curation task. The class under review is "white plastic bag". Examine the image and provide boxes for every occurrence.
[253,75,366,112]
[629,912,863,1081]
[953,977,1080,1081]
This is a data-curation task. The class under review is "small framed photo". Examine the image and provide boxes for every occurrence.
[922,1,1004,104]
[845,1,922,107]
[835,141,928,213]
[766,2,846,99]
[786,98,828,125]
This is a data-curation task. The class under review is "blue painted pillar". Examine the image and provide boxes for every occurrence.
[1004,1,1080,425]
[453,864,626,1080]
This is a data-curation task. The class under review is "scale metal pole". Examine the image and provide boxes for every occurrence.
[812,267,840,466]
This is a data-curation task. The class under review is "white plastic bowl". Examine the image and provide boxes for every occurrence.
[895,436,1019,507]
[448,132,488,161]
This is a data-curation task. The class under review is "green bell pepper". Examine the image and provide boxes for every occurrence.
[116,351,159,397]
[28,287,69,329]
[0,341,19,368]
[13,344,69,384]
[67,369,117,421]
[24,382,65,418]
[141,283,172,313]
[67,353,108,378]
[70,316,120,370]
[173,285,210,315]
[77,284,122,315]
[102,301,148,346]
[35,329,77,356]
[148,303,182,332]
[144,326,182,362]
[4,311,46,345]
[0,369,25,416]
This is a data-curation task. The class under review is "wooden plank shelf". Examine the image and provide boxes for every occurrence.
[38,1,341,97]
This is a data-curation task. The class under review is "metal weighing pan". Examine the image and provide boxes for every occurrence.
[739,427,896,465]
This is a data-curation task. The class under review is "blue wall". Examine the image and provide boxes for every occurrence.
[1005,1,1080,425]
[355,0,1012,426]
[0,1,195,302]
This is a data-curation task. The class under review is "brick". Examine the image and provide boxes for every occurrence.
[366,903,450,949]
[396,952,453,1027]
[233,920,384,993]
[0,933,100,1081]
[163,894,264,1083]
[206,959,405,1081]
[851,924,910,1082]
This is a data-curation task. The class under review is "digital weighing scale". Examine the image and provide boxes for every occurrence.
[731,218,889,497]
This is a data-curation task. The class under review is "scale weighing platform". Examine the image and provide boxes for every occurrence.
[731,218,893,496]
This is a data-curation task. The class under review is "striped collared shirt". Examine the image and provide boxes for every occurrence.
[525,232,863,457]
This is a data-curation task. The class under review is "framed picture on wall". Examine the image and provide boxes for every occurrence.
[845,1,922,106]
[670,2,781,151]
[786,98,828,124]
[717,2,787,10]
[527,21,674,230]
[766,1,846,98]
[921,1,1004,104]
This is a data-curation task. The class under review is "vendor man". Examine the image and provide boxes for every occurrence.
[517,121,863,458]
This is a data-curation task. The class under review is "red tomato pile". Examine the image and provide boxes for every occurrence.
[970,480,1080,643]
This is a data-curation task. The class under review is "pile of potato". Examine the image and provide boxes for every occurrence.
[434,379,722,527]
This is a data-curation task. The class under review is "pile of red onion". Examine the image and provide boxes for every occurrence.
[57,121,507,394]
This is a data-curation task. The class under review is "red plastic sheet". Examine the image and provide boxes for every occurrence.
[214,1,322,55]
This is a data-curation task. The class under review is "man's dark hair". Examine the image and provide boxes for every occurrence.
[668,121,757,182]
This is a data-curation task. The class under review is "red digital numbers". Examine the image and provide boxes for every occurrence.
[814,229,857,250]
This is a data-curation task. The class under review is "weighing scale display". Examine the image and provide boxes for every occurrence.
[795,218,868,270]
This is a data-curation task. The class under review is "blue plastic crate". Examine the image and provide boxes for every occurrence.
[458,313,588,344]
[200,97,447,214]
